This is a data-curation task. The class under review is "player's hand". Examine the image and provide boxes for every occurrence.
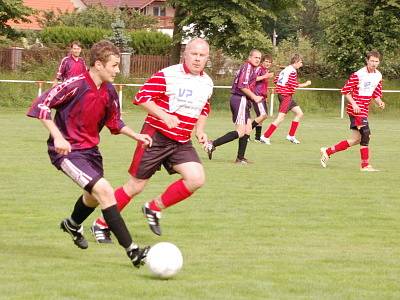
[162,113,180,129]
[305,80,312,86]
[54,137,71,155]
[196,132,208,145]
[266,72,274,79]
[253,95,263,103]
[133,133,153,147]
[352,103,361,114]
[377,101,385,109]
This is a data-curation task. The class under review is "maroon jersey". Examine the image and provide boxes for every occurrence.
[27,71,125,152]
[56,55,87,81]
[231,62,257,97]
[254,65,269,98]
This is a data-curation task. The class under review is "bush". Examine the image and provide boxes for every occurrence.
[40,26,110,48]
[128,31,172,55]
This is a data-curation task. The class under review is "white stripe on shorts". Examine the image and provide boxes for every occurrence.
[60,158,93,189]
[235,96,248,125]
[257,102,267,116]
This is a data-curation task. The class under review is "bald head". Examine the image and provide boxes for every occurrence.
[183,38,210,75]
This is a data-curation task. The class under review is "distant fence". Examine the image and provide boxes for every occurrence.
[1,78,399,118]
[0,47,170,76]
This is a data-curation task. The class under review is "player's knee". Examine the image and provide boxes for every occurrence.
[297,111,304,119]
[359,126,370,146]
[187,173,205,191]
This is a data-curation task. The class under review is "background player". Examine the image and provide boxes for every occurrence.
[251,54,274,142]
[53,41,87,85]
[320,50,384,171]
[205,49,263,164]
[27,40,151,267]
[260,54,311,145]
[91,38,213,241]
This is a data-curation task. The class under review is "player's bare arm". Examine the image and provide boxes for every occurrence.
[374,98,385,109]
[119,126,152,147]
[40,119,71,155]
[140,101,179,129]
[240,87,263,103]
[298,80,312,87]
[195,115,208,145]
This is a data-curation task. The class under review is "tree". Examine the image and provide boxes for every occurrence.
[0,0,32,37]
[168,0,277,63]
[106,15,132,53]
[320,0,400,76]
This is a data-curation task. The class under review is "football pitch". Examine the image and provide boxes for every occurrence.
[0,109,399,300]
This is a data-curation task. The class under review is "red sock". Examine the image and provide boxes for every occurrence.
[95,187,132,228]
[115,187,132,211]
[263,124,277,138]
[360,147,369,168]
[326,140,350,156]
[148,179,193,211]
[288,121,299,136]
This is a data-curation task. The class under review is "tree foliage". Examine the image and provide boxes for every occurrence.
[168,0,278,60]
[320,0,400,76]
[36,5,157,30]
[0,0,32,37]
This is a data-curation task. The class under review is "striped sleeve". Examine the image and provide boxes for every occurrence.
[26,76,81,120]
[287,71,299,89]
[341,73,358,95]
[372,80,383,99]
[237,63,252,90]
[200,100,211,117]
[56,57,68,81]
[134,71,166,104]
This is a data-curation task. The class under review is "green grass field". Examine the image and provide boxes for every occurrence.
[1,109,399,300]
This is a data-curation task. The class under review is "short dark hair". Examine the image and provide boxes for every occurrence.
[366,50,381,60]
[290,54,302,64]
[70,41,82,48]
[89,40,120,67]
[261,54,273,63]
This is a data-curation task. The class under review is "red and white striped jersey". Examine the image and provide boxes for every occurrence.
[342,67,382,117]
[134,64,213,143]
[274,65,299,95]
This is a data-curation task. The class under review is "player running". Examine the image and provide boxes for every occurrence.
[320,50,384,171]
[260,54,311,145]
[27,40,152,267]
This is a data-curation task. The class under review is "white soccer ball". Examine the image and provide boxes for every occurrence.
[146,242,183,279]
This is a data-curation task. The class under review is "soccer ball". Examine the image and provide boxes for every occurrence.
[146,242,183,279]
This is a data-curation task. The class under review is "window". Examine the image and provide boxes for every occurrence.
[153,6,166,16]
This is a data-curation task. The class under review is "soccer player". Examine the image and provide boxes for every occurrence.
[27,40,152,267]
[53,41,87,85]
[260,54,311,145]
[251,54,274,142]
[320,50,384,171]
[205,49,263,164]
[90,38,213,241]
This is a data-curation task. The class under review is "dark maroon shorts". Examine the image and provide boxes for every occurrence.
[129,124,201,179]
[50,147,103,193]
[349,115,369,130]
[230,94,251,125]
[278,94,298,114]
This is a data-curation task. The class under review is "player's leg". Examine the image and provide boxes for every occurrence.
[358,125,377,171]
[286,105,303,144]
[143,141,202,235]
[236,118,253,164]
[90,178,149,267]
[252,100,268,142]
[320,129,360,168]
[260,94,289,144]
[205,95,245,160]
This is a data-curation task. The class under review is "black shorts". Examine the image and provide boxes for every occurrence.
[128,124,201,179]
[349,115,369,130]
